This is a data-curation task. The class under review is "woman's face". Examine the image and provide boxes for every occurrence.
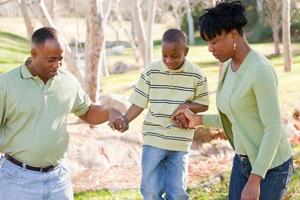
[206,31,235,63]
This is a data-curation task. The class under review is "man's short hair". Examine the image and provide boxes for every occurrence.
[31,27,58,45]
[162,29,187,45]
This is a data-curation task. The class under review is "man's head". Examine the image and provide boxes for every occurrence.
[161,29,189,70]
[29,27,64,81]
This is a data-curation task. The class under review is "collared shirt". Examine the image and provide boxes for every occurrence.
[0,63,91,167]
[129,59,209,152]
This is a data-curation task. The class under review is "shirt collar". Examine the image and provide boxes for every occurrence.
[20,57,59,82]
[160,59,188,72]
[20,59,34,79]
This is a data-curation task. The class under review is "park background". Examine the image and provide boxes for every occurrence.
[0,0,300,199]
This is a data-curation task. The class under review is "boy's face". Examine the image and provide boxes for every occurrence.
[162,41,188,70]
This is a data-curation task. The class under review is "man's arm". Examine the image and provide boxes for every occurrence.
[79,104,123,125]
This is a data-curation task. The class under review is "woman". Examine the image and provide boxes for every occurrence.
[172,1,293,200]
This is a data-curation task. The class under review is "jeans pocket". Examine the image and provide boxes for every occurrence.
[1,162,24,185]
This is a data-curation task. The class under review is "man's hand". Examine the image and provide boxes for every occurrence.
[241,174,261,200]
[172,108,202,128]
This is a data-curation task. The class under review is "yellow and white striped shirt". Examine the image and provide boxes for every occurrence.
[130,59,209,152]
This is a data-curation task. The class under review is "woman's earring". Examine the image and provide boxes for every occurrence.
[233,42,236,51]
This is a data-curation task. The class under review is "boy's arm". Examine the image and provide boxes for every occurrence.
[113,104,144,133]
[176,102,208,114]
[125,104,144,123]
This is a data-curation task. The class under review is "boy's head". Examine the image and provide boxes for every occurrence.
[161,29,189,70]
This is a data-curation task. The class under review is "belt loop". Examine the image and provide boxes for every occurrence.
[22,162,26,169]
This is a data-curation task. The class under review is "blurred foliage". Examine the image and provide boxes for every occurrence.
[181,0,300,43]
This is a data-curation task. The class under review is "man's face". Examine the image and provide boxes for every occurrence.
[31,39,63,80]
[162,41,188,70]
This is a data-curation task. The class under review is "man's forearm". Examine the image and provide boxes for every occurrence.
[79,104,110,125]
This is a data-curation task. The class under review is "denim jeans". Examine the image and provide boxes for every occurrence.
[140,145,189,200]
[0,156,73,200]
[229,154,293,200]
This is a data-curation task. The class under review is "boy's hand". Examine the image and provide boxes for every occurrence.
[172,104,189,129]
[172,113,188,129]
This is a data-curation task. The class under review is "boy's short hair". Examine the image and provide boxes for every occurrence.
[162,29,187,45]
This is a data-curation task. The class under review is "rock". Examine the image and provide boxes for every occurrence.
[110,61,140,74]
[109,45,125,55]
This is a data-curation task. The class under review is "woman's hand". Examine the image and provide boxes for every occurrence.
[241,174,262,200]
[172,108,203,128]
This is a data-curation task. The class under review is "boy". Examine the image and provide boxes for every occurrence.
[114,29,209,199]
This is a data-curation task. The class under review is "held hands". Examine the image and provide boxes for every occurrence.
[108,108,129,132]
[171,105,203,129]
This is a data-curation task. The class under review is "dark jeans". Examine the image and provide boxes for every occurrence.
[229,154,293,200]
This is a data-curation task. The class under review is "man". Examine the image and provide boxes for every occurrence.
[0,27,124,199]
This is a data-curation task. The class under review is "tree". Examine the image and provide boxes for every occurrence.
[16,0,35,38]
[122,0,156,66]
[84,0,111,102]
[282,0,292,72]
[49,0,56,20]
[145,0,157,64]
[266,0,281,55]
[185,0,195,44]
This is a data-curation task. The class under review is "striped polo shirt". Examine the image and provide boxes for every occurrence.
[129,59,209,152]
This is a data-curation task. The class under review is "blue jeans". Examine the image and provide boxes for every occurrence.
[229,154,293,200]
[140,145,189,200]
[0,156,73,200]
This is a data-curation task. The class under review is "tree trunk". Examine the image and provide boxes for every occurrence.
[282,0,292,72]
[84,0,104,102]
[145,0,157,66]
[267,0,281,55]
[185,0,195,45]
[32,0,54,27]
[50,0,56,20]
[129,0,147,66]
[17,0,34,38]
[98,0,112,77]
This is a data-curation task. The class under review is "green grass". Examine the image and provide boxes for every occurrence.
[74,189,142,200]
[0,30,29,71]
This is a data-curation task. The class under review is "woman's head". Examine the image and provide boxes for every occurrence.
[198,1,248,62]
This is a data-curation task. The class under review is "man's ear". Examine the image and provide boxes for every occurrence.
[184,47,189,56]
[31,48,38,58]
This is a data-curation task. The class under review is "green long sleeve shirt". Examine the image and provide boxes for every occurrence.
[203,50,292,178]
